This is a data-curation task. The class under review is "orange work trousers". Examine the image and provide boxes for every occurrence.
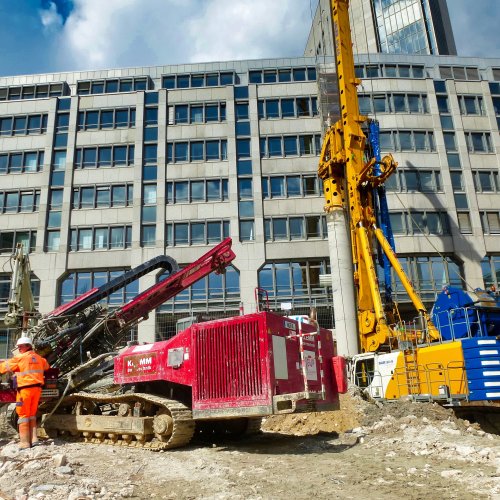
[16,386,42,424]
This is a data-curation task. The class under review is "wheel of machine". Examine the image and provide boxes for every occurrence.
[153,410,174,442]
[118,403,131,417]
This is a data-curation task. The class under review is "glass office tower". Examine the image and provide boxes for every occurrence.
[305,0,456,57]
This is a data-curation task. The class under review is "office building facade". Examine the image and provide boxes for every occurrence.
[0,54,499,354]
[305,0,456,57]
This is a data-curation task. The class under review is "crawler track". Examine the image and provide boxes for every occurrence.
[42,392,195,450]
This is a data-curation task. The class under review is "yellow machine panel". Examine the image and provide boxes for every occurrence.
[385,342,467,400]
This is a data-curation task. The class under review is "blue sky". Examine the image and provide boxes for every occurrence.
[0,0,499,77]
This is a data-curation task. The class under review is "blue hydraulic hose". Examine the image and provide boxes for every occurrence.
[369,120,395,304]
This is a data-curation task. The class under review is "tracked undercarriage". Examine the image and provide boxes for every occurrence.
[42,393,196,450]
[41,392,263,450]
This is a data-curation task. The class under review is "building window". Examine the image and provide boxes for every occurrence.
[238,220,254,242]
[458,95,485,116]
[481,255,500,291]
[465,132,493,153]
[45,230,61,252]
[439,66,479,81]
[436,95,450,114]
[59,269,138,306]
[168,102,226,125]
[457,213,472,234]
[389,211,449,236]
[480,212,500,234]
[77,108,136,131]
[162,72,235,89]
[246,67,316,85]
[358,93,428,115]
[0,114,48,136]
[472,170,500,193]
[166,178,228,204]
[74,145,134,168]
[379,130,435,152]
[257,96,318,119]
[70,225,132,251]
[443,132,457,152]
[262,174,322,198]
[166,220,229,246]
[0,189,40,214]
[77,77,149,95]
[260,134,322,158]
[0,150,44,175]
[258,259,330,301]
[0,274,40,311]
[356,64,424,79]
[264,215,327,242]
[0,230,37,253]
[141,225,156,247]
[72,184,133,209]
[387,255,462,303]
[0,82,66,101]
[385,170,441,193]
[167,139,227,163]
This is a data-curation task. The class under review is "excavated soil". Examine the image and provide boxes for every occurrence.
[1,389,499,499]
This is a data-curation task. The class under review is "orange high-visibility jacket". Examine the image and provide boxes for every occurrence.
[0,350,49,388]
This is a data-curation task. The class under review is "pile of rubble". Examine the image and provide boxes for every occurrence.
[0,390,499,500]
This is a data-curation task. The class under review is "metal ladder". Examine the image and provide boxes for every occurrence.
[401,342,420,396]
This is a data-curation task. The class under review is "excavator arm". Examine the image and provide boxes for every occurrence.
[1,243,39,330]
[319,0,439,352]
[31,238,236,375]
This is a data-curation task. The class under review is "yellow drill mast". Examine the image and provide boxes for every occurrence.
[318,0,440,352]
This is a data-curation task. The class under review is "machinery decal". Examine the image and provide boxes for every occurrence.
[123,352,158,376]
[304,350,318,381]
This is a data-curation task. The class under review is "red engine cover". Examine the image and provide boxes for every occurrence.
[114,312,340,418]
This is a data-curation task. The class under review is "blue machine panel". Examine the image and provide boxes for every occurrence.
[465,367,500,380]
[468,389,500,401]
[468,378,500,391]
[461,337,500,350]
[464,357,500,369]
[462,346,500,359]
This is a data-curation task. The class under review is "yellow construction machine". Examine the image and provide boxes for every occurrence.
[318,0,499,404]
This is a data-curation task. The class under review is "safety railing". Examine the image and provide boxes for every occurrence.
[433,307,486,341]
[386,306,490,353]
[389,360,468,402]
[353,354,469,402]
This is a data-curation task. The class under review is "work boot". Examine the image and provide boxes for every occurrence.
[30,419,40,446]
[18,422,31,450]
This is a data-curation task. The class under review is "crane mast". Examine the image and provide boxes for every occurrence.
[318,0,439,354]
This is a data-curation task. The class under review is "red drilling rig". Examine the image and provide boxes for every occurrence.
[1,238,346,449]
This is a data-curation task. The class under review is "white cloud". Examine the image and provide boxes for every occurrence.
[186,0,311,62]
[51,0,313,71]
[39,2,64,33]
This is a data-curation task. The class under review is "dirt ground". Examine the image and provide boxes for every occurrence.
[1,389,499,500]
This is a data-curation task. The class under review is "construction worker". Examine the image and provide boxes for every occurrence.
[0,336,49,450]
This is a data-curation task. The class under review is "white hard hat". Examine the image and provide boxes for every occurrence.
[16,336,33,346]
